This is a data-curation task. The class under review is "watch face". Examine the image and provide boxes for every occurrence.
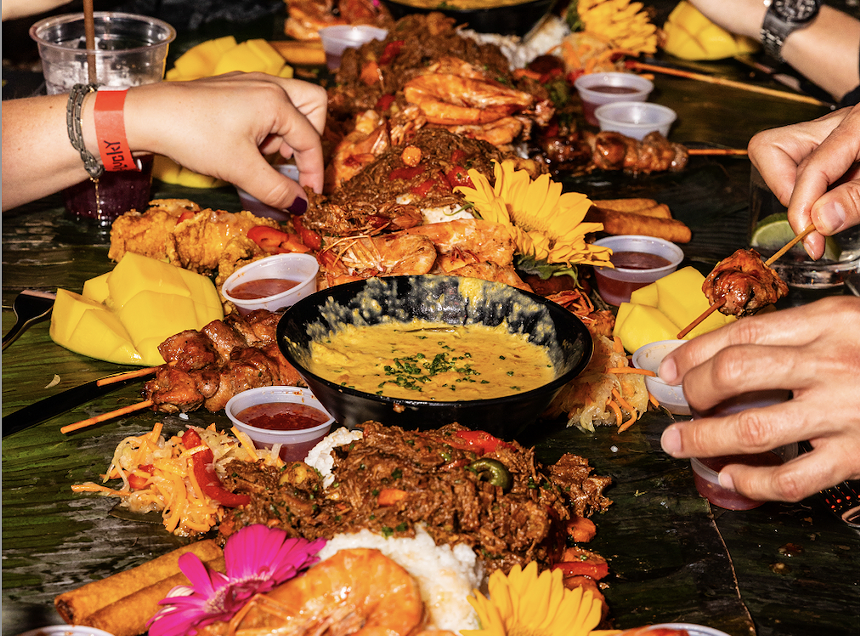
[772,0,820,22]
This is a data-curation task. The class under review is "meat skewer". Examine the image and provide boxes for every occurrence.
[676,224,810,338]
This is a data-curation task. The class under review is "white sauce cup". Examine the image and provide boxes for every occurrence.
[222,252,319,315]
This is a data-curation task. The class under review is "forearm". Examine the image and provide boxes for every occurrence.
[690,1,860,102]
[1,94,98,210]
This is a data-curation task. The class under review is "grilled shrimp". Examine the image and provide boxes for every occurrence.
[215,548,427,636]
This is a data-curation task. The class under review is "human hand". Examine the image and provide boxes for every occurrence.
[125,73,327,212]
[749,104,860,259]
[657,296,860,502]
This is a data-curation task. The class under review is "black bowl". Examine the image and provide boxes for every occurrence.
[277,275,592,439]
[381,0,558,39]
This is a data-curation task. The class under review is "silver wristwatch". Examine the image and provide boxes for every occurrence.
[760,0,821,62]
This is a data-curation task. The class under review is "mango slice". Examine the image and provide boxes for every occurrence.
[613,266,735,352]
[662,1,759,61]
[50,253,224,366]
[173,35,237,80]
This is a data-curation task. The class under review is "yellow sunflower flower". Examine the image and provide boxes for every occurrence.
[463,562,603,636]
[456,161,612,268]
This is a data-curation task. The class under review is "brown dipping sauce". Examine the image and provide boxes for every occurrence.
[229,278,300,300]
[237,402,330,431]
[588,85,641,94]
[610,251,672,270]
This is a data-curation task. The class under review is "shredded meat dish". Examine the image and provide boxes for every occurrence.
[703,248,789,317]
[219,422,612,574]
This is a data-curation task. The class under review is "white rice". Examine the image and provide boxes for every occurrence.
[306,430,484,632]
[317,526,484,632]
[461,15,570,70]
[304,427,364,488]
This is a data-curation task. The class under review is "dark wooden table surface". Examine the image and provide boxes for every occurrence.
[3,18,860,636]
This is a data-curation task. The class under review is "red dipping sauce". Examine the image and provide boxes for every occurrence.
[229,278,300,300]
[610,251,673,270]
[238,402,330,431]
[692,452,785,510]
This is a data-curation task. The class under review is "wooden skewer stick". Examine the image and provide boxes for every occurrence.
[687,148,748,156]
[96,361,174,387]
[764,222,816,266]
[83,0,97,84]
[627,61,829,107]
[678,298,726,339]
[61,400,154,434]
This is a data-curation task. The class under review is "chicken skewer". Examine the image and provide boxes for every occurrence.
[677,225,812,338]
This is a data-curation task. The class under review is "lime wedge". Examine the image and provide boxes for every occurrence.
[751,213,841,261]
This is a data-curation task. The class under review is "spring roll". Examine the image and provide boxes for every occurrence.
[83,556,226,636]
[586,207,692,244]
[592,200,672,219]
[55,539,222,625]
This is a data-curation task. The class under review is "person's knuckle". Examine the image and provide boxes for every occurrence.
[733,410,771,448]
[772,468,805,502]
[710,348,747,386]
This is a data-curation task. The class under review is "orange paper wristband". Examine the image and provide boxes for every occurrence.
[93,88,139,172]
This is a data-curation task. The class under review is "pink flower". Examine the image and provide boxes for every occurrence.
[148,525,326,636]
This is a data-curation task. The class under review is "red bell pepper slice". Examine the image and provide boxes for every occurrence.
[247,225,311,255]
[292,216,323,251]
[448,430,512,455]
[127,464,154,490]
[409,178,437,198]
[375,94,396,112]
[182,429,250,508]
[553,547,609,580]
[379,40,404,65]
[444,166,473,189]
[388,166,424,181]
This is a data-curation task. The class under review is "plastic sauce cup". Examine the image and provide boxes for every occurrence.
[318,25,387,71]
[594,101,677,140]
[222,253,319,315]
[225,386,335,462]
[573,72,653,126]
[631,339,690,415]
[593,235,684,306]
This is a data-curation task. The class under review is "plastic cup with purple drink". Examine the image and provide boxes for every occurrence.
[30,12,175,225]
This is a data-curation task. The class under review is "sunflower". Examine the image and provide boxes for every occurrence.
[456,161,612,269]
[463,561,603,636]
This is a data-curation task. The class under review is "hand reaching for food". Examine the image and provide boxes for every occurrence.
[749,103,860,260]
[657,295,860,503]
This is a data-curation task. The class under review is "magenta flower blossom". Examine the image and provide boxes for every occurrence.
[148,525,326,636]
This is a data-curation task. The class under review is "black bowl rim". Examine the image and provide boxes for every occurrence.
[277,275,593,409]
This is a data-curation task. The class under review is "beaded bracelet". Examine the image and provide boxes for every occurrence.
[66,83,104,180]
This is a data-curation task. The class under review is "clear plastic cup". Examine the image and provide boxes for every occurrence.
[30,12,175,225]
[573,72,653,126]
[594,101,677,140]
[318,25,387,71]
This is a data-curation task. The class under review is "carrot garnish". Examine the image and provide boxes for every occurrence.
[611,388,635,417]
[606,367,656,375]
[618,416,637,433]
[71,483,131,496]
[649,393,661,408]
[606,399,622,426]
[613,336,624,353]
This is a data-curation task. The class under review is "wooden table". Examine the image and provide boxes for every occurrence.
[3,54,859,636]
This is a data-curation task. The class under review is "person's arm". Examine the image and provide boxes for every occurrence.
[748,103,860,258]
[2,73,327,212]
[689,0,860,103]
[657,296,860,502]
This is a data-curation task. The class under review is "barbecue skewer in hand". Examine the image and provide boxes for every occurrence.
[676,226,810,338]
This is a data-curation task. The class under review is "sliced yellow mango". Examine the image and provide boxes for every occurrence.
[82,272,111,304]
[630,282,658,307]
[173,35,237,79]
[655,266,732,334]
[213,39,287,76]
[663,1,759,60]
[50,253,224,366]
[152,155,227,189]
[614,304,680,355]
[50,290,144,365]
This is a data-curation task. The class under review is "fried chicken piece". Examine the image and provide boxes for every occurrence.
[703,248,789,317]
[108,199,200,262]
